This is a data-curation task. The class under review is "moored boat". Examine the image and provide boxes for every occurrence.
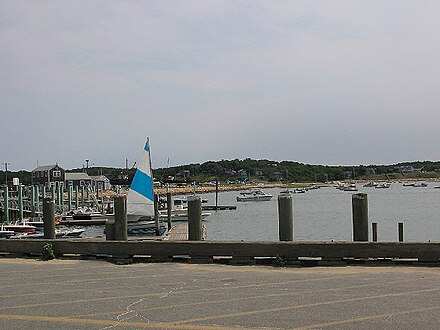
[236,189,273,202]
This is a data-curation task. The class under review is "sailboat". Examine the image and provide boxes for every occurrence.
[127,137,156,222]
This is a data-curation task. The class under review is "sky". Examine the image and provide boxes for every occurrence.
[1,1,440,171]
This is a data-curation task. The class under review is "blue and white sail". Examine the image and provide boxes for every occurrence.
[127,138,155,220]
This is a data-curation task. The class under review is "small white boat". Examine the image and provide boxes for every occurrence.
[236,189,273,202]
[375,182,391,189]
[413,182,428,187]
[158,197,211,221]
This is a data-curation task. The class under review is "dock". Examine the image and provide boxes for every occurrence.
[165,222,206,241]
[202,205,237,210]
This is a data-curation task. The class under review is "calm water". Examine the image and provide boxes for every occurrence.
[200,183,440,242]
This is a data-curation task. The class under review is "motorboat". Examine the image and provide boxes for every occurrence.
[236,189,273,202]
[375,182,391,189]
[337,182,358,192]
[413,182,428,187]
[12,228,85,239]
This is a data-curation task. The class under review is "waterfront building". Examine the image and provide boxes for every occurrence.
[31,164,65,186]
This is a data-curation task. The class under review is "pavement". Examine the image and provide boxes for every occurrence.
[0,257,439,329]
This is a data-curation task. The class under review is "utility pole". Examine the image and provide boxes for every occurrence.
[85,159,89,174]
[2,162,10,185]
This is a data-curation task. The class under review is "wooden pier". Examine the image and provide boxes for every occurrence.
[165,222,206,241]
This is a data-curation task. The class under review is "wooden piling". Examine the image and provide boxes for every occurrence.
[75,185,79,210]
[166,192,172,230]
[372,222,378,242]
[398,222,404,242]
[18,185,23,221]
[188,196,202,241]
[113,195,127,241]
[43,197,55,239]
[68,185,72,211]
[3,186,9,222]
[154,194,160,236]
[105,219,115,240]
[352,193,368,241]
[278,192,294,241]
[215,180,219,210]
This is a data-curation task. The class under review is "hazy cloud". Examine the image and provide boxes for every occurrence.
[1,0,440,170]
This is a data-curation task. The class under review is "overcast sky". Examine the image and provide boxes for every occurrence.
[1,1,440,171]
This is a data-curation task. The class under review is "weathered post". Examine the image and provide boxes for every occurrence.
[42,184,46,200]
[35,185,40,213]
[372,222,378,242]
[68,185,72,211]
[278,192,294,241]
[113,195,127,241]
[75,185,79,210]
[18,185,24,221]
[59,183,64,209]
[166,192,172,230]
[105,219,115,240]
[215,179,219,210]
[352,193,368,241]
[43,197,55,239]
[80,185,85,207]
[30,186,36,217]
[51,184,56,202]
[154,194,160,236]
[3,186,9,222]
[188,196,202,240]
[398,222,404,242]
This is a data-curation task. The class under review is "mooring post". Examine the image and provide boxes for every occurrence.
[372,222,378,242]
[166,192,172,230]
[80,185,85,207]
[30,185,36,217]
[3,186,9,222]
[105,219,115,240]
[51,184,56,202]
[398,222,404,242]
[42,184,46,200]
[352,193,368,241]
[75,185,79,210]
[113,195,127,241]
[43,197,55,239]
[154,194,160,236]
[68,185,72,211]
[215,179,219,210]
[35,185,40,213]
[278,192,294,241]
[59,183,64,210]
[18,185,24,221]
[188,196,202,240]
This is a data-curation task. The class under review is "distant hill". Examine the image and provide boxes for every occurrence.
[1,159,439,185]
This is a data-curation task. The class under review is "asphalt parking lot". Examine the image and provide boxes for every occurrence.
[1,258,439,329]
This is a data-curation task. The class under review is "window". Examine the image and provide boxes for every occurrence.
[36,172,39,178]
[53,170,61,178]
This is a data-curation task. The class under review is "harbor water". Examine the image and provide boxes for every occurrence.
[80,183,440,242]
[201,184,440,242]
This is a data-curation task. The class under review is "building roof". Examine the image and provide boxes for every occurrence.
[90,175,110,181]
[33,164,60,172]
[65,172,91,181]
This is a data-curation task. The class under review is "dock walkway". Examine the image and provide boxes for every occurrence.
[165,222,206,241]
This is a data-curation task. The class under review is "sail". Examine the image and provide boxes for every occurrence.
[127,138,155,218]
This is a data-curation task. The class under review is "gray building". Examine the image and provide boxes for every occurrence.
[65,172,93,188]
[32,164,65,186]
[90,175,111,190]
